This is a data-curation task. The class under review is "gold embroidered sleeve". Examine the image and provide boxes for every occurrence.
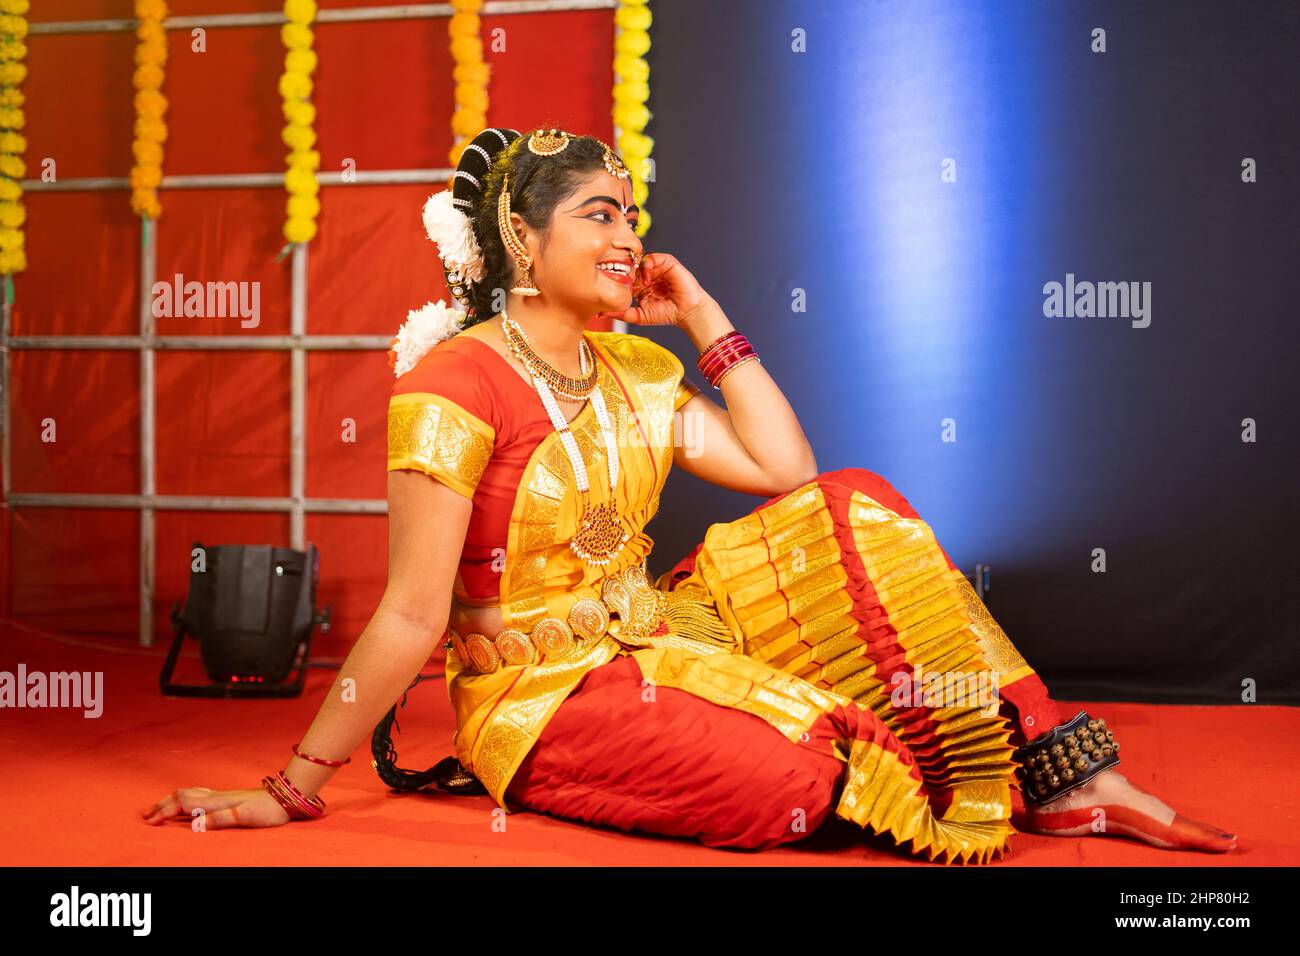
[387,392,495,499]
[674,377,701,411]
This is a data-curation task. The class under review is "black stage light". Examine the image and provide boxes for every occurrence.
[160,542,330,698]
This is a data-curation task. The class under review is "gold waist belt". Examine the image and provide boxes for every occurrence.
[449,561,735,675]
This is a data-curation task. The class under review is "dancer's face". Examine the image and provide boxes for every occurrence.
[511,169,642,317]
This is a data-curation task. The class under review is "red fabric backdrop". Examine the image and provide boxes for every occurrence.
[3,1,621,652]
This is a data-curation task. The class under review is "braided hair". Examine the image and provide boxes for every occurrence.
[449,125,629,327]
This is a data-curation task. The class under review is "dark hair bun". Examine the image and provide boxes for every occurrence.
[451,128,520,213]
[441,128,520,310]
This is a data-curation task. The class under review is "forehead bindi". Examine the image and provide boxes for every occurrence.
[572,193,638,217]
[571,172,636,213]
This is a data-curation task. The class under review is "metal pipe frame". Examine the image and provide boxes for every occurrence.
[28,1,617,36]
[4,0,630,647]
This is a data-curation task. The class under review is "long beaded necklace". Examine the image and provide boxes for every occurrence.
[502,312,630,567]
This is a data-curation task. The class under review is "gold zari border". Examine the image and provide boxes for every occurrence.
[387,391,495,499]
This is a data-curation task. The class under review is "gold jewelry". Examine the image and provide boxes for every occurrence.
[569,493,631,568]
[501,309,629,568]
[528,128,570,156]
[502,315,599,400]
[598,563,668,646]
[447,562,737,675]
[593,137,630,180]
[498,171,540,297]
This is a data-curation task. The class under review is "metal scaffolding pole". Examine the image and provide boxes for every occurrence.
[23,169,457,193]
[5,0,631,645]
[140,218,157,647]
[290,243,308,551]
[28,1,616,36]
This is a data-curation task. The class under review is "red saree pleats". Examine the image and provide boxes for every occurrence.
[505,467,1067,862]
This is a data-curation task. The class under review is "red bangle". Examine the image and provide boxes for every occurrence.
[712,353,761,388]
[262,771,326,820]
[699,338,752,377]
[293,743,350,767]
[697,329,743,360]
[700,342,754,380]
[697,331,745,370]
[701,341,756,385]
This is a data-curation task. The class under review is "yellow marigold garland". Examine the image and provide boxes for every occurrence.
[281,0,319,244]
[613,0,652,237]
[0,0,30,276]
[447,0,488,185]
[129,0,168,221]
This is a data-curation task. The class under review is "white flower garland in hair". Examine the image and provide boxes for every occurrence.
[387,299,467,378]
[422,189,485,293]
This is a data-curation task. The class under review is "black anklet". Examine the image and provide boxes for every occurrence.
[1014,710,1120,806]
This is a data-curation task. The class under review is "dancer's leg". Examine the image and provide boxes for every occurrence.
[807,468,1237,854]
[505,650,1013,864]
[504,654,844,851]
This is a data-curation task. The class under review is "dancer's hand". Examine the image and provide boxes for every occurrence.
[141,786,292,829]
[597,252,707,327]
[1022,769,1238,852]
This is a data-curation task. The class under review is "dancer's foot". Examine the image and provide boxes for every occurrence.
[1022,769,1238,852]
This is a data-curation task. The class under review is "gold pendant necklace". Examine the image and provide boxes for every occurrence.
[501,311,629,568]
[570,492,630,567]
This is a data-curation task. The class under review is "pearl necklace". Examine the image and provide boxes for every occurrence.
[501,311,630,567]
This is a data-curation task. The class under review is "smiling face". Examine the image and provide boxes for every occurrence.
[511,168,643,317]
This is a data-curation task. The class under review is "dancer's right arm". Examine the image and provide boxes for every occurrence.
[142,469,472,828]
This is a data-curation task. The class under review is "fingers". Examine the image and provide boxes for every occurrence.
[141,788,187,825]
[141,787,240,826]
[203,805,250,830]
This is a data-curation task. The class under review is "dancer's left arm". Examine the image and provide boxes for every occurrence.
[612,253,818,497]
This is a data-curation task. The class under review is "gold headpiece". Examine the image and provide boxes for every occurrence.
[526,128,629,180]
[527,128,570,156]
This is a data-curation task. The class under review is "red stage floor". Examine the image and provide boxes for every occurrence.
[1,618,1295,867]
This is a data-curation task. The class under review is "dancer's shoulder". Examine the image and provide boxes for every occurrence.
[389,334,500,440]
[588,330,684,386]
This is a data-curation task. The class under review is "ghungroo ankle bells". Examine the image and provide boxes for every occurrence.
[1014,710,1121,806]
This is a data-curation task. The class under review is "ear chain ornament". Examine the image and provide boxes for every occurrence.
[498,171,540,297]
[501,311,630,568]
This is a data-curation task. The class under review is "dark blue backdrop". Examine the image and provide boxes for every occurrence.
[639,0,1300,704]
